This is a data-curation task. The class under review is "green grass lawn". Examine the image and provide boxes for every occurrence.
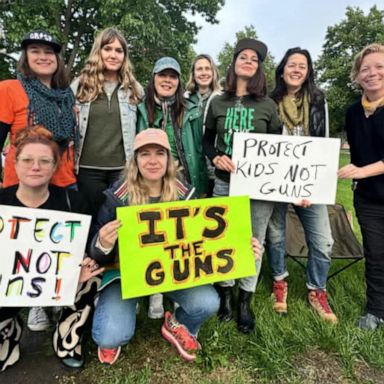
[61,152,384,384]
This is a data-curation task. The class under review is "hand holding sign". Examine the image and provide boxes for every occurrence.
[98,219,121,249]
[230,133,341,204]
[213,155,236,173]
[117,196,255,299]
[0,205,91,306]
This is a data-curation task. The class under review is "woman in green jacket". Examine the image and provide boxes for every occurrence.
[137,57,208,197]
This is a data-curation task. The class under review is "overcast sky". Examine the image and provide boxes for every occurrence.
[193,0,378,62]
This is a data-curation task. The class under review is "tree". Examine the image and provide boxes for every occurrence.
[217,25,276,91]
[316,6,384,136]
[0,0,224,83]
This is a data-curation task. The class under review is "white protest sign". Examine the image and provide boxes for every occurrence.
[230,133,340,204]
[0,205,91,307]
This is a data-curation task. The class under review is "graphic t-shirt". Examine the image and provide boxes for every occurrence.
[205,94,281,181]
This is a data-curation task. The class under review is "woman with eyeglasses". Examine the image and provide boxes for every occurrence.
[0,126,103,371]
[0,29,78,337]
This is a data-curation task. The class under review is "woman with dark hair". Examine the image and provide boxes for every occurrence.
[72,27,142,217]
[338,43,384,330]
[137,57,208,197]
[0,30,78,333]
[203,38,281,333]
[266,47,336,323]
[137,57,209,318]
[0,126,103,371]
[0,30,77,189]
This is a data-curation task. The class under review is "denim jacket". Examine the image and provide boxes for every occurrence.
[71,79,142,173]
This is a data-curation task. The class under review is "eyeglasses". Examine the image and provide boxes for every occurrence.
[17,156,56,169]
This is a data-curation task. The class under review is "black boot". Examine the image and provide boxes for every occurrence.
[237,289,255,333]
[214,285,233,322]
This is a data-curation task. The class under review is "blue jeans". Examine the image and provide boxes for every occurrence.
[266,203,333,290]
[213,177,276,292]
[92,281,219,349]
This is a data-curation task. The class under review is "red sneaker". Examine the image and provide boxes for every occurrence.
[161,311,201,361]
[98,346,121,365]
[308,289,338,324]
[272,280,288,314]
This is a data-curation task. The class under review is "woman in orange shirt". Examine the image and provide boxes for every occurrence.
[0,30,77,189]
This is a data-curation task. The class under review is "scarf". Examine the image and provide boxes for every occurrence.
[17,74,77,149]
[278,92,310,135]
[154,95,176,131]
[361,94,384,118]
[196,90,212,113]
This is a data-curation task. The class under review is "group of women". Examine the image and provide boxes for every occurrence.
[0,25,383,372]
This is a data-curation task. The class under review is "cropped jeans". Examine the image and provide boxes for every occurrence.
[92,281,220,349]
[266,203,333,290]
[213,177,276,293]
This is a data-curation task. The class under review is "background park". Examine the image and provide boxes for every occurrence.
[1,1,384,383]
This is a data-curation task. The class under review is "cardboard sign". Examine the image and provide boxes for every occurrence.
[0,205,91,307]
[230,133,340,204]
[117,196,255,299]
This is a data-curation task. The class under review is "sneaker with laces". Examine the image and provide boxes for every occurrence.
[161,311,201,361]
[358,313,384,330]
[98,346,121,365]
[27,307,50,331]
[308,289,338,324]
[148,294,164,319]
[272,280,288,314]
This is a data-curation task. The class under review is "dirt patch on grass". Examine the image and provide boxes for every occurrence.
[353,360,384,384]
[291,349,384,384]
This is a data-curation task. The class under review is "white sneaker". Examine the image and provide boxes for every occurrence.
[148,294,164,319]
[27,307,50,331]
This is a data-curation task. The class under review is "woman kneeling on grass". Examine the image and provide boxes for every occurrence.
[90,128,262,364]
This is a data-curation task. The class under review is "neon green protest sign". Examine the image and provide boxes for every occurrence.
[117,196,255,299]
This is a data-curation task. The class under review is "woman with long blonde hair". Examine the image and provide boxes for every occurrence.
[72,27,142,217]
[88,129,220,364]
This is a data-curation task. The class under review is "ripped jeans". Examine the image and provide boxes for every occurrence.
[267,203,333,290]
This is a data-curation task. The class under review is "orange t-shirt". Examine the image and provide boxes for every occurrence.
[0,79,76,187]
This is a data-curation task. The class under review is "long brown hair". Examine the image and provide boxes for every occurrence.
[224,52,267,99]
[145,74,186,128]
[76,27,142,103]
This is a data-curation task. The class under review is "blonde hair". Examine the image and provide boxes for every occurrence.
[350,43,384,83]
[76,27,142,103]
[125,149,178,206]
[186,54,221,93]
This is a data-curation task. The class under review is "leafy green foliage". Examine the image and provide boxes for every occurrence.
[217,25,276,92]
[0,0,224,83]
[316,6,384,136]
